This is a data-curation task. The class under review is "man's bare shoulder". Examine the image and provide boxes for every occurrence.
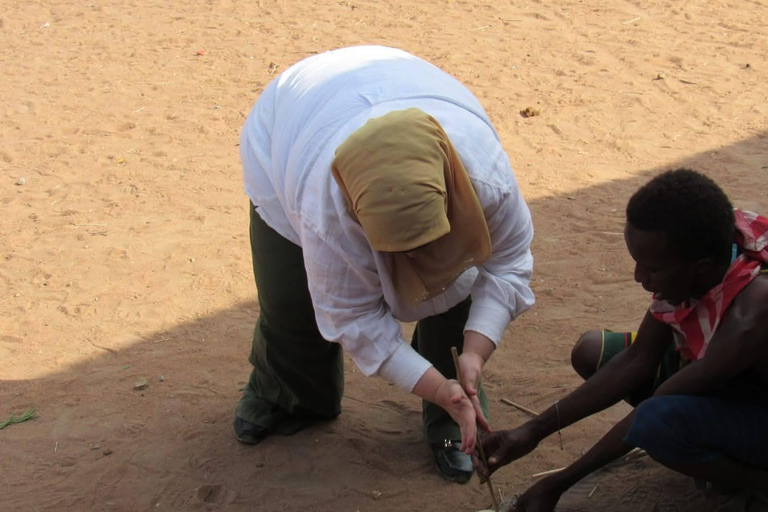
[730,274,768,326]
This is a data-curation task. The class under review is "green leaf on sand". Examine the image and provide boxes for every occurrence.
[0,408,37,430]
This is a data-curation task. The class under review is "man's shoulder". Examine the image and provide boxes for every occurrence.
[729,274,768,327]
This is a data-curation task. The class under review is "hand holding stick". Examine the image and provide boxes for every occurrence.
[451,347,500,512]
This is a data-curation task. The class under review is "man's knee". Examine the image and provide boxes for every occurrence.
[571,330,602,380]
[634,396,677,435]
[627,396,700,464]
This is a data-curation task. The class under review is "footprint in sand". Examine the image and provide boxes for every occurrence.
[194,483,237,505]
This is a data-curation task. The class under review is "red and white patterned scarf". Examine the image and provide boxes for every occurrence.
[650,209,768,361]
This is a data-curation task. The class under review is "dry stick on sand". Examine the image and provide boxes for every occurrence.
[531,467,566,478]
[530,448,647,479]
[500,398,540,418]
[451,347,500,512]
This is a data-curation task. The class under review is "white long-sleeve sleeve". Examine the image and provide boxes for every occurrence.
[465,177,535,343]
[299,218,433,392]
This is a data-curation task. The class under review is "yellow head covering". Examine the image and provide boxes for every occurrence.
[331,108,492,304]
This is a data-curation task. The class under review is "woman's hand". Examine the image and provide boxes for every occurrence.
[458,351,490,432]
[413,368,479,453]
[461,330,496,432]
[473,424,540,480]
[434,378,479,453]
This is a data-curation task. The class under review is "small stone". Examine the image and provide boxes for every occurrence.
[372,490,382,500]
[90,443,101,450]
[103,448,113,456]
[520,106,541,118]
[133,377,149,390]
[158,375,165,382]
[16,178,26,185]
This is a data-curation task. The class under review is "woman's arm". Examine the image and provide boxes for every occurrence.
[299,223,484,450]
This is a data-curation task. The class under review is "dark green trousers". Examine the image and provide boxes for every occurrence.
[236,204,489,442]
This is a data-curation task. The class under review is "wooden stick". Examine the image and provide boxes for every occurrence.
[451,347,499,512]
[531,467,565,478]
[500,398,540,417]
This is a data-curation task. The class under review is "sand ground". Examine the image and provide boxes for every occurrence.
[1,0,767,510]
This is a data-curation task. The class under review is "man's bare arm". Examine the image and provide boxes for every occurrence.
[477,310,672,477]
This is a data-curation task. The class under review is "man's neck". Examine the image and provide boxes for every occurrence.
[693,260,732,299]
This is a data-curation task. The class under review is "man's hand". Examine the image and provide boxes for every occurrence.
[473,425,540,480]
[512,476,566,512]
[435,379,478,453]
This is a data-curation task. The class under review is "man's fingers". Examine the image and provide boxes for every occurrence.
[473,454,491,482]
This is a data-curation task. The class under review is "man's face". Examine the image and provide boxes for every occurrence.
[624,223,698,305]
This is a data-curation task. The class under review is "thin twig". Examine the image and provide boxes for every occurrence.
[86,338,117,354]
[589,485,598,498]
[472,25,491,31]
[531,467,565,478]
[452,347,500,512]
[620,447,647,462]
[622,16,642,24]
[500,398,540,417]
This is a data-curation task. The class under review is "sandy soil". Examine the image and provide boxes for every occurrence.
[1,0,767,511]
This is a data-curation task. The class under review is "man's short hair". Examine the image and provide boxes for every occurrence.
[626,168,735,263]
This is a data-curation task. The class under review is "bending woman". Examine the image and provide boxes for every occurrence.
[235,45,535,483]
